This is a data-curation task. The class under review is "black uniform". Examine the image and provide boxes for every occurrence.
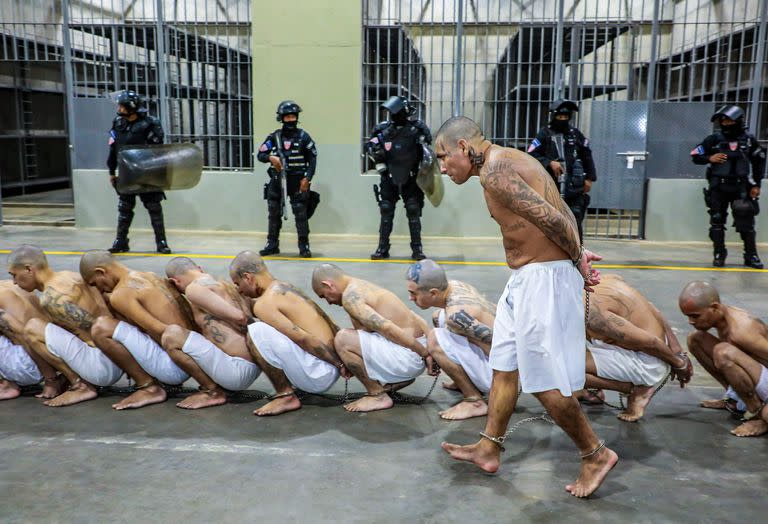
[257,127,318,253]
[528,124,596,239]
[107,113,168,252]
[691,129,765,267]
[367,117,432,259]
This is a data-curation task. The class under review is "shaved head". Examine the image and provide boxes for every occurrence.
[406,259,448,291]
[230,251,267,278]
[79,250,116,279]
[7,244,48,270]
[435,116,483,148]
[312,263,345,291]
[679,281,720,308]
[165,257,199,279]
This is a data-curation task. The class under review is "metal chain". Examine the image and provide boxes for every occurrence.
[502,413,556,439]
[390,374,441,405]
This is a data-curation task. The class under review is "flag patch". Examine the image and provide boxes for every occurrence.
[690,145,705,156]
[527,138,541,153]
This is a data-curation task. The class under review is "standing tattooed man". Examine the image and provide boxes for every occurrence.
[312,263,430,413]
[0,280,62,400]
[8,245,124,407]
[229,251,346,416]
[434,117,612,498]
[79,251,194,410]
[405,259,495,420]
[161,257,260,409]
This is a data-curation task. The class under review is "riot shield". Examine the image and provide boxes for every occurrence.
[116,143,203,194]
[416,145,444,207]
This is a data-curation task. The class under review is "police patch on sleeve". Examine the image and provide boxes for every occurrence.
[527,138,541,153]
[691,145,705,156]
[259,140,272,152]
[108,129,116,145]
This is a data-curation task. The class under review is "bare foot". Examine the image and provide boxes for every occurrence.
[442,381,459,391]
[113,384,167,410]
[441,439,501,473]
[439,399,488,420]
[35,376,68,399]
[700,398,739,411]
[731,418,768,437]
[176,388,227,410]
[618,385,654,422]
[254,393,301,416]
[578,389,605,405]
[43,381,98,407]
[0,380,21,400]
[565,446,619,498]
[344,392,394,412]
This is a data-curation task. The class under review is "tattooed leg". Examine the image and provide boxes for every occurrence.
[334,329,393,413]
[161,325,226,410]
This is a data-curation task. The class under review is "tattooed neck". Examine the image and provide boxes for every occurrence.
[468,146,485,168]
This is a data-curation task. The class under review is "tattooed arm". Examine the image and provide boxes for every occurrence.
[185,281,248,328]
[432,309,442,328]
[109,287,170,344]
[253,301,343,368]
[0,308,26,346]
[482,160,580,260]
[445,307,493,354]
[40,287,96,339]
[588,305,673,362]
[342,289,427,356]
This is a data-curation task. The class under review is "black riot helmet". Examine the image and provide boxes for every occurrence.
[116,90,147,114]
[710,105,745,124]
[276,100,302,122]
[549,99,579,117]
[382,96,415,123]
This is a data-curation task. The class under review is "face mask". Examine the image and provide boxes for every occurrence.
[550,118,569,132]
[282,121,298,132]
[391,111,408,125]
[720,124,740,139]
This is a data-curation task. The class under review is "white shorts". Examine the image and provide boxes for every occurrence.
[359,331,426,385]
[113,321,189,385]
[248,322,339,394]
[45,323,123,387]
[587,339,670,386]
[727,365,768,408]
[489,261,585,396]
[0,335,42,386]
[182,331,260,391]
[434,310,492,393]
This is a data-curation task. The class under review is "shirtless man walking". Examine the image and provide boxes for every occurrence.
[680,281,768,437]
[8,245,124,407]
[0,280,63,400]
[312,263,430,413]
[229,250,346,416]
[405,259,495,420]
[79,250,194,410]
[161,257,260,409]
[435,117,614,498]
[584,274,692,422]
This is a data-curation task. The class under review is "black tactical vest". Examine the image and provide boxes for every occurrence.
[710,133,752,179]
[112,116,160,149]
[381,123,422,185]
[273,130,309,175]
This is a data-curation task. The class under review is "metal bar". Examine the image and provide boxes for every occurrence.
[749,0,768,134]
[646,0,661,101]
[154,0,170,134]
[61,0,77,169]
[553,0,565,100]
[453,0,463,116]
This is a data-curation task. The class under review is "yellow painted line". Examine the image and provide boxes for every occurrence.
[1,248,766,272]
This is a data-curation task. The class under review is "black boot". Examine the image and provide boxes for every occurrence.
[298,237,312,258]
[147,203,172,254]
[741,231,764,269]
[710,226,726,267]
[108,209,133,253]
[260,216,281,256]
[408,217,426,260]
[371,211,393,260]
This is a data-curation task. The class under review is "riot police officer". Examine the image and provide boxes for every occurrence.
[257,100,318,258]
[691,105,766,268]
[367,96,432,260]
[107,90,171,253]
[528,99,596,240]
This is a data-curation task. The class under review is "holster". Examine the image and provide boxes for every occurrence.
[373,184,381,203]
[703,187,712,208]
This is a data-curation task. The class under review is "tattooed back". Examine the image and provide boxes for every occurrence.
[343,278,427,338]
[588,274,666,343]
[0,280,48,344]
[478,146,580,268]
[187,276,250,360]
[39,271,110,345]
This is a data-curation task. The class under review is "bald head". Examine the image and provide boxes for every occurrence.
[312,263,345,291]
[230,251,267,278]
[165,257,199,279]
[7,244,48,270]
[435,116,483,149]
[79,250,117,279]
[406,259,448,291]
[679,281,721,309]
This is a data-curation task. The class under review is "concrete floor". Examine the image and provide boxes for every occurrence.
[1,226,767,523]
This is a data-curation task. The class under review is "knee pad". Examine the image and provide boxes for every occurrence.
[291,201,308,219]
[404,198,422,219]
[117,199,135,217]
[143,201,163,214]
[378,198,396,218]
[267,198,281,217]
[709,211,726,226]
